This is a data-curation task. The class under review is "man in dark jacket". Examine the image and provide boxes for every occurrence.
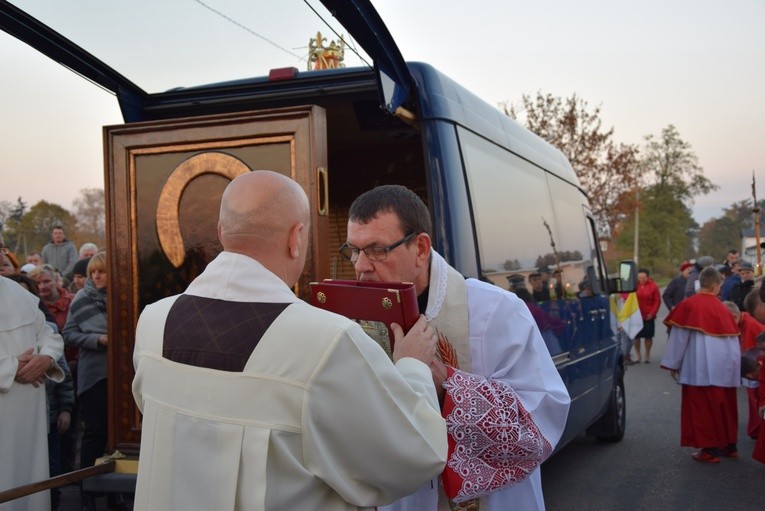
[730,261,755,311]
[663,261,692,310]
[720,260,741,301]
[685,256,715,297]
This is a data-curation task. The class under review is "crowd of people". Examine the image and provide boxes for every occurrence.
[642,249,765,466]
[596,249,765,467]
[4,197,765,511]
[3,184,571,511]
[0,227,123,511]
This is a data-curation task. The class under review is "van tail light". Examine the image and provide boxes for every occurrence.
[268,67,299,81]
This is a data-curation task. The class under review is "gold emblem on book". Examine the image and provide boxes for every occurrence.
[382,297,392,310]
[316,292,327,304]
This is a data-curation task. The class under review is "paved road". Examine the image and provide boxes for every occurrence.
[542,300,763,510]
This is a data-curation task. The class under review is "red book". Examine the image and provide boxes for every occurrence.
[308,280,419,356]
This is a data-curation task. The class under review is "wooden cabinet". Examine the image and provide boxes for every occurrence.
[104,106,328,452]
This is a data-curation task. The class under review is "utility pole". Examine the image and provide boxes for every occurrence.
[633,189,639,265]
[753,171,761,276]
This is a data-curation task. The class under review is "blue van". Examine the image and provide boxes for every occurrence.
[1,0,634,460]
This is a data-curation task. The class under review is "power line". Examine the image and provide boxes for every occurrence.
[301,0,370,68]
[192,0,306,62]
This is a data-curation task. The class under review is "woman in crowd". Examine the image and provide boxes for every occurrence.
[634,268,661,363]
[63,251,124,510]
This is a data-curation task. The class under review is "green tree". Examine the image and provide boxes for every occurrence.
[503,92,641,236]
[1,197,28,252]
[720,198,765,232]
[619,125,717,275]
[614,187,696,277]
[18,201,77,255]
[0,200,13,231]
[641,124,717,200]
[72,187,106,249]
[697,216,740,262]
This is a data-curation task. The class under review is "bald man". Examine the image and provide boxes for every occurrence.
[131,171,446,511]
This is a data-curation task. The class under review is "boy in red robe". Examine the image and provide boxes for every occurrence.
[724,300,765,438]
[661,267,740,463]
[751,332,765,464]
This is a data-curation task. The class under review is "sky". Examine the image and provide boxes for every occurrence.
[1,0,763,225]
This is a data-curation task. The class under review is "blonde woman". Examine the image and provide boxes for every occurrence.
[63,252,123,509]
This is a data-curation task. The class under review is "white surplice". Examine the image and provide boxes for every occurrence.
[661,327,740,387]
[132,252,447,511]
[380,251,571,511]
[0,277,64,511]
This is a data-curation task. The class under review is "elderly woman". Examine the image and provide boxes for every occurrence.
[62,251,120,509]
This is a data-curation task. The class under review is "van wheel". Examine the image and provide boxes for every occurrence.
[592,367,626,442]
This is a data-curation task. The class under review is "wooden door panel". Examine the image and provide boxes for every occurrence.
[105,106,328,453]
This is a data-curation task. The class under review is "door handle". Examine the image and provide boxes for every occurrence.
[316,166,328,216]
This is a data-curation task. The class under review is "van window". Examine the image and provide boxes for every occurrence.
[458,127,556,276]
[546,175,604,292]
[459,126,619,359]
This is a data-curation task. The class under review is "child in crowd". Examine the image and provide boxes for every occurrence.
[661,267,740,463]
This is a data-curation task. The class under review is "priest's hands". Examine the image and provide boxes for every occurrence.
[391,315,437,366]
[15,348,52,387]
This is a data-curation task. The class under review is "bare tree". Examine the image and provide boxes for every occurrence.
[72,188,106,247]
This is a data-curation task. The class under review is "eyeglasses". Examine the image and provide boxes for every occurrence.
[339,232,415,262]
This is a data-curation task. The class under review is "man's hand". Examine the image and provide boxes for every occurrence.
[390,315,437,365]
[16,350,52,387]
[16,347,34,370]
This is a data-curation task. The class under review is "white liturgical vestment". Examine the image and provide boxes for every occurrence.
[132,252,447,511]
[380,251,570,511]
[0,277,64,511]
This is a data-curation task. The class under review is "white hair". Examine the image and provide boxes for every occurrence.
[79,242,98,256]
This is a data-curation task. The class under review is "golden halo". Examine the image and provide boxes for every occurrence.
[156,152,250,268]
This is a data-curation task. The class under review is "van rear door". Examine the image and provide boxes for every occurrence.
[0,0,414,120]
[318,0,415,113]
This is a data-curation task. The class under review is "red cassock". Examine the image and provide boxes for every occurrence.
[663,293,739,337]
[662,293,740,450]
[753,356,765,464]
[739,313,765,438]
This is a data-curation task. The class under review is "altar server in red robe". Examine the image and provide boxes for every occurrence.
[661,266,740,463]
[751,332,765,464]
[724,300,765,438]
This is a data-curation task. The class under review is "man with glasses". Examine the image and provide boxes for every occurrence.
[343,185,570,511]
